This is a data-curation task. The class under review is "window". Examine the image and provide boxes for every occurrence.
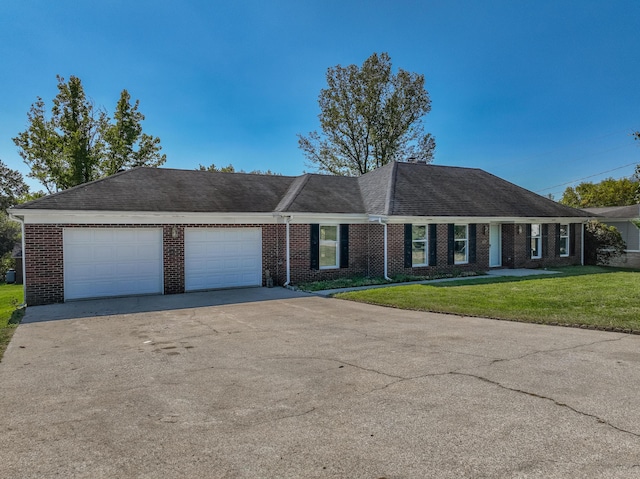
[531,224,542,259]
[319,225,339,269]
[454,224,468,264]
[559,224,569,257]
[411,225,428,266]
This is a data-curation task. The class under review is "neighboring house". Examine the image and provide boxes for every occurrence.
[582,204,640,268]
[8,161,592,305]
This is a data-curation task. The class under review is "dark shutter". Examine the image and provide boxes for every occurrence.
[542,224,549,258]
[525,224,532,258]
[428,224,437,266]
[469,224,477,263]
[404,224,412,268]
[555,224,561,257]
[339,224,349,268]
[447,224,455,265]
[570,224,576,256]
[310,224,319,270]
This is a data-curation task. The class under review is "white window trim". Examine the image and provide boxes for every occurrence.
[531,224,542,259]
[454,224,469,265]
[559,224,570,257]
[412,225,428,267]
[319,224,340,269]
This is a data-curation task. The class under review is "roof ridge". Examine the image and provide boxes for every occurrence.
[274,174,311,212]
[384,161,398,215]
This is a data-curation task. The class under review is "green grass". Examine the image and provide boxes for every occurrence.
[335,267,640,331]
[0,283,25,361]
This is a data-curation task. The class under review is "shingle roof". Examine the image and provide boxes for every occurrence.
[582,204,640,219]
[15,167,296,213]
[377,162,592,217]
[12,162,592,218]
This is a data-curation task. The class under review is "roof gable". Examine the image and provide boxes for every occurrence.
[11,163,592,219]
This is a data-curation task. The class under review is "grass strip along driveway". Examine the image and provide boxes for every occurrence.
[336,267,640,332]
[0,283,25,361]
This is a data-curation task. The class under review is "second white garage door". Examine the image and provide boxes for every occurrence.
[185,228,262,291]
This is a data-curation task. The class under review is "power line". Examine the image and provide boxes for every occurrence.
[535,161,638,193]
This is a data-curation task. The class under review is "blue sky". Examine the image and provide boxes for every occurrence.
[1,0,638,198]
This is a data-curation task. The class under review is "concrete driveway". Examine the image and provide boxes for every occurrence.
[1,288,640,478]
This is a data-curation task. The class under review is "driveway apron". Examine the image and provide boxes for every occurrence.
[1,288,639,478]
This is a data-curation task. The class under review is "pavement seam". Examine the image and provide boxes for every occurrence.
[488,335,630,366]
[450,371,640,440]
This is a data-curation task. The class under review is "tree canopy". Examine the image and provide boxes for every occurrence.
[13,75,166,193]
[0,160,29,211]
[197,163,280,175]
[559,177,639,208]
[298,52,435,176]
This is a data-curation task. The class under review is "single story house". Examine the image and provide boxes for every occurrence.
[583,204,640,268]
[9,161,592,305]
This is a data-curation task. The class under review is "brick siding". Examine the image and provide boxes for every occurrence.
[24,221,584,305]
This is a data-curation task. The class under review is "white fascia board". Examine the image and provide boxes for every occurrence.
[274,213,370,224]
[384,216,592,224]
[11,210,282,225]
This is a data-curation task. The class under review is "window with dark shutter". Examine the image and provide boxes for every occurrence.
[310,224,319,270]
[570,224,576,257]
[469,224,477,263]
[404,224,412,268]
[429,224,437,266]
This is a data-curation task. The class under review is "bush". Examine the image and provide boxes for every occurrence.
[584,220,626,265]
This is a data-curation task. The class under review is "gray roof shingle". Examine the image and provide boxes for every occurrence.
[12,162,592,218]
[582,204,640,219]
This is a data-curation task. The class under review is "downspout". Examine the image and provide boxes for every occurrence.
[9,214,26,304]
[581,222,585,266]
[376,218,391,281]
[283,215,292,286]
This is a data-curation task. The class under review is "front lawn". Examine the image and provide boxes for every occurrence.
[0,283,25,361]
[335,267,640,331]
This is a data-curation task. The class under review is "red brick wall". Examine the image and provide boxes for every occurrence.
[288,223,373,284]
[24,224,64,305]
[24,221,584,305]
[24,223,285,305]
[504,223,582,269]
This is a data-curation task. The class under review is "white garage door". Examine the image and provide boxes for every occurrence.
[185,228,262,291]
[64,228,163,301]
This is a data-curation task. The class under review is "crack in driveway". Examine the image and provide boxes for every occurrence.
[488,335,629,366]
[450,371,640,440]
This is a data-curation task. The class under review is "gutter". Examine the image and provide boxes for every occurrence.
[8,213,26,303]
[283,215,292,286]
[371,217,391,281]
[581,223,585,266]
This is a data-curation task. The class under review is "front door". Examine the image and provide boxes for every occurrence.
[489,224,502,267]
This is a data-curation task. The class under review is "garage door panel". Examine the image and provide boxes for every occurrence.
[185,228,262,291]
[64,228,163,300]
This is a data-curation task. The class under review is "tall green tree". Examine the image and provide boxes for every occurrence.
[0,160,29,211]
[101,90,166,176]
[559,177,639,208]
[13,76,165,193]
[298,52,435,176]
[0,160,29,261]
